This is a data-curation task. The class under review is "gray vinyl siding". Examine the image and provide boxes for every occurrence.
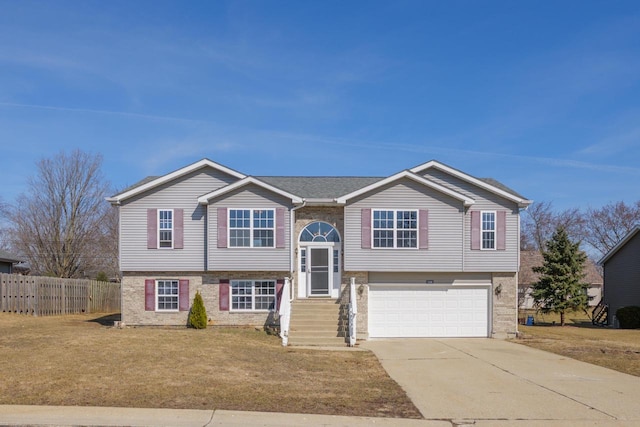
[208,184,291,271]
[344,178,465,272]
[421,169,520,272]
[603,232,640,324]
[119,168,238,272]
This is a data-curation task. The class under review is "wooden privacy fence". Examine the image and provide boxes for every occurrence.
[0,273,120,316]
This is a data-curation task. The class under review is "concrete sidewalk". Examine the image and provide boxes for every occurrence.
[362,338,640,426]
[0,405,445,427]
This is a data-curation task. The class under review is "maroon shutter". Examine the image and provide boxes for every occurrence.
[147,209,157,249]
[361,208,371,249]
[144,279,155,311]
[471,211,480,250]
[174,209,184,249]
[179,279,189,311]
[276,208,286,248]
[497,211,506,250]
[276,278,284,311]
[219,279,230,311]
[217,208,228,248]
[419,209,429,249]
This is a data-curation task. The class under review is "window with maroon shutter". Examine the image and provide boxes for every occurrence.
[147,209,157,249]
[361,208,371,249]
[174,209,184,249]
[179,279,189,311]
[276,208,286,248]
[217,208,228,248]
[219,279,230,311]
[419,209,429,249]
[471,211,481,250]
[496,211,506,251]
[145,279,155,311]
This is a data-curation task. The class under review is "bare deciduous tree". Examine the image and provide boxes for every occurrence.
[521,201,584,252]
[582,201,640,258]
[7,150,112,278]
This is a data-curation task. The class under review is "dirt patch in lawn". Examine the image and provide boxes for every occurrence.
[516,323,640,377]
[0,313,421,419]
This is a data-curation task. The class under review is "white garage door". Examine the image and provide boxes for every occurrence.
[368,286,489,338]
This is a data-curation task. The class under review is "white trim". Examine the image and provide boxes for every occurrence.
[371,209,419,250]
[158,209,174,249]
[336,170,475,206]
[107,159,246,204]
[229,279,277,312]
[598,226,640,265]
[480,210,497,251]
[410,160,533,208]
[198,176,303,205]
[156,279,179,312]
[227,208,276,248]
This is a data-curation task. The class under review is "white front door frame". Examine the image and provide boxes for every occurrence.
[297,242,341,299]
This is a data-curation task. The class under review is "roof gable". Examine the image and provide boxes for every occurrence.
[335,170,475,206]
[107,159,246,204]
[198,176,303,204]
[598,226,640,265]
[410,160,532,208]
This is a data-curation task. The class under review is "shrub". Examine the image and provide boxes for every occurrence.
[188,291,207,329]
[616,306,640,329]
[95,271,109,282]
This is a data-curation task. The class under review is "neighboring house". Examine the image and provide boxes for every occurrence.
[107,159,531,342]
[518,250,602,310]
[598,226,640,327]
[0,250,22,274]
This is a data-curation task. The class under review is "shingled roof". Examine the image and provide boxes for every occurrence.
[519,250,602,286]
[256,176,383,199]
[0,249,22,264]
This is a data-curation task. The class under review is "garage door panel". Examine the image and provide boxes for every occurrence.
[369,286,489,338]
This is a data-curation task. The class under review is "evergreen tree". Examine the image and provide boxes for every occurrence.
[531,226,590,326]
[188,291,207,329]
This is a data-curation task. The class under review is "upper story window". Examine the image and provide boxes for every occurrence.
[229,209,274,248]
[372,210,417,248]
[482,211,496,250]
[299,222,341,242]
[158,210,173,248]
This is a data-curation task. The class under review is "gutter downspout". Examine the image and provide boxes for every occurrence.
[289,200,307,298]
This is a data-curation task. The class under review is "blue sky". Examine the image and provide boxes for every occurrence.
[1,0,639,211]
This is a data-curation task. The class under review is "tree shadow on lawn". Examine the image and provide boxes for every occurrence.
[87,313,121,326]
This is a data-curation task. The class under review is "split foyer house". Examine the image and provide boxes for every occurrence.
[108,159,531,344]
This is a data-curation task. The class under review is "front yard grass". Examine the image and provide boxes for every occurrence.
[516,319,640,377]
[0,313,422,419]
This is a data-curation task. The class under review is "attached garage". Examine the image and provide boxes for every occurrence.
[368,284,490,338]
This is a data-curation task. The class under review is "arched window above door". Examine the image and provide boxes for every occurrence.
[299,222,341,242]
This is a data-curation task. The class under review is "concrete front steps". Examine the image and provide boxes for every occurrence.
[288,299,347,347]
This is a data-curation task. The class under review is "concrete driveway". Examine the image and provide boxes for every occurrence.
[362,338,640,426]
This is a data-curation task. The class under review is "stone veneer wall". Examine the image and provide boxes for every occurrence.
[491,272,518,339]
[122,270,288,327]
[337,271,369,340]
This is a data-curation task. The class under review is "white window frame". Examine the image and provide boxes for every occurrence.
[156,279,179,311]
[158,209,174,249]
[371,209,418,249]
[230,280,277,312]
[228,209,275,248]
[481,210,496,250]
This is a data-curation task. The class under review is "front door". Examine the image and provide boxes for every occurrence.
[308,247,330,296]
